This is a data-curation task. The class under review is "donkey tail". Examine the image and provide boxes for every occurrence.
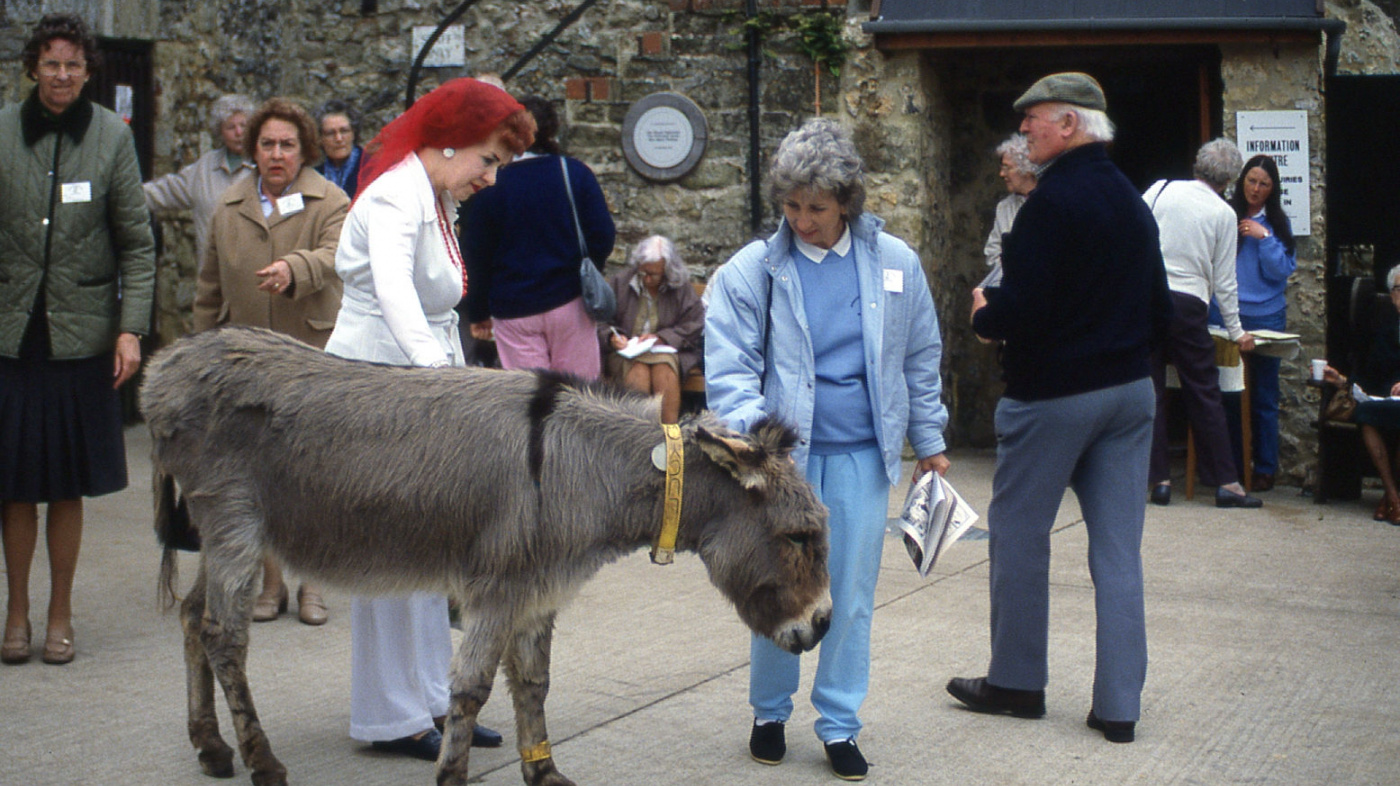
[154,468,196,610]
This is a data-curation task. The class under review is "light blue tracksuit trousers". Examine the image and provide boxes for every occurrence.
[750,446,890,743]
[985,377,1154,723]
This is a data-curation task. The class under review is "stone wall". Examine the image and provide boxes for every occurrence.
[5,0,1400,464]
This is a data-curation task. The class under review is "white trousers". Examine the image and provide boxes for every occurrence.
[349,592,453,741]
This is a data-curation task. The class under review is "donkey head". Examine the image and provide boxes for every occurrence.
[691,417,831,654]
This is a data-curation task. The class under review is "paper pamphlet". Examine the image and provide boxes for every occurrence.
[898,472,980,577]
[617,336,677,359]
[1352,383,1400,403]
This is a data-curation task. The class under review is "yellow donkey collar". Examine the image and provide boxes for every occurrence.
[650,423,684,564]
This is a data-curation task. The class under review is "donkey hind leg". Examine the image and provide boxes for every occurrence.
[195,501,287,786]
[436,612,510,786]
[181,559,235,778]
[503,613,575,786]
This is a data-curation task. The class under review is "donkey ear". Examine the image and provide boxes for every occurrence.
[695,427,769,491]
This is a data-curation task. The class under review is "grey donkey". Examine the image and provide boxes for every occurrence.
[141,326,832,786]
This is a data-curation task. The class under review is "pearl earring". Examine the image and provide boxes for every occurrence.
[443,147,456,159]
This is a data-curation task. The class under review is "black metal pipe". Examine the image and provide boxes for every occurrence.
[502,0,603,81]
[746,0,762,233]
[405,0,485,109]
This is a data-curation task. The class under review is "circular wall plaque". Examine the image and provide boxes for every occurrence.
[621,93,708,182]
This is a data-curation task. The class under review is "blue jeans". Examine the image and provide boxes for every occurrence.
[749,446,889,743]
[1210,307,1286,476]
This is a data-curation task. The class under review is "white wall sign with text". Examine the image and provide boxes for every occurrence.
[411,25,465,68]
[1236,110,1311,235]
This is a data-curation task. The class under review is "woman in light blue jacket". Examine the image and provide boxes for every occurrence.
[705,118,949,781]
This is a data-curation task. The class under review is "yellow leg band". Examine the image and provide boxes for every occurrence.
[520,740,552,763]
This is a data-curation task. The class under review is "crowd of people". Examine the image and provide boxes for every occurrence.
[3,9,1358,784]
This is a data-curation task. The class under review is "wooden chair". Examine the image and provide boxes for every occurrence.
[1314,276,1386,502]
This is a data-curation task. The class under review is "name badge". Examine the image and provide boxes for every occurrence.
[883,269,904,293]
[276,193,305,216]
[61,182,92,203]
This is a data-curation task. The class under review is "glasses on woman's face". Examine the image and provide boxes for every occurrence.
[38,59,86,77]
[1390,285,1400,295]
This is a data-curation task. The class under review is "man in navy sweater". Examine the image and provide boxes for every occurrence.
[948,73,1172,745]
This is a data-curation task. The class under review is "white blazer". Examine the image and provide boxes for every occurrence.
[325,153,465,367]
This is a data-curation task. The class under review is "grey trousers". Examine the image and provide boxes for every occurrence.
[986,377,1153,723]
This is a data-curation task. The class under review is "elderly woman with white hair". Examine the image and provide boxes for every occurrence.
[1323,264,1400,524]
[980,133,1038,288]
[1142,137,1260,509]
[705,118,950,780]
[600,235,704,423]
[144,93,256,262]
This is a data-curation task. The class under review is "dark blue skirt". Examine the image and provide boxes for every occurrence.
[1354,399,1400,432]
[0,351,128,502]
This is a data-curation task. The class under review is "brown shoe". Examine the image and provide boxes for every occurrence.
[297,586,328,626]
[41,625,74,665]
[252,584,288,622]
[1251,472,1275,492]
[2,620,31,664]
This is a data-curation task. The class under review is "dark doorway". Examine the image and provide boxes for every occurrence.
[86,38,156,421]
[87,38,155,179]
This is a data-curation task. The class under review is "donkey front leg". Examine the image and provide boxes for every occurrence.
[503,613,575,786]
[436,613,509,786]
[180,561,235,779]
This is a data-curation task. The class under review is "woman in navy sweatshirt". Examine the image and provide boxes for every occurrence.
[462,95,615,379]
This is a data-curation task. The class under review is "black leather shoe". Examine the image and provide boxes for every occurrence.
[749,720,785,765]
[1215,487,1263,509]
[824,738,868,781]
[946,676,1046,718]
[1086,710,1136,743]
[431,718,504,748]
[371,728,442,761]
[1149,483,1171,506]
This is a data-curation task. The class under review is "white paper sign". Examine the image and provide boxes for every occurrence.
[114,85,133,123]
[411,25,465,68]
[275,193,304,216]
[1236,110,1311,235]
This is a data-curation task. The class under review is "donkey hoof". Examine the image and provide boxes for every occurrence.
[197,747,235,778]
[250,767,288,786]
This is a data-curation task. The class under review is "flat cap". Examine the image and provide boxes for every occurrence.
[1013,72,1107,113]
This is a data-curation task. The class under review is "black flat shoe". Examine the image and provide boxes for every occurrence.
[946,676,1045,718]
[749,720,785,765]
[1086,710,1136,743]
[1215,487,1263,509]
[1149,483,1171,506]
[371,728,442,761]
[823,738,868,781]
[431,718,504,748]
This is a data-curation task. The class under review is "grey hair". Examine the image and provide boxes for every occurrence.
[1044,103,1116,144]
[209,94,255,137]
[1388,265,1400,291]
[1193,138,1244,190]
[628,235,691,290]
[995,134,1039,177]
[767,118,866,220]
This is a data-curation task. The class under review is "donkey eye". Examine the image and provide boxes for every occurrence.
[786,534,809,548]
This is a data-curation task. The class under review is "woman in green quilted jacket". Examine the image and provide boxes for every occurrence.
[0,13,155,667]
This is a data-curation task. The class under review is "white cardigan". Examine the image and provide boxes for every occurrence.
[324,153,465,367]
[1144,178,1244,339]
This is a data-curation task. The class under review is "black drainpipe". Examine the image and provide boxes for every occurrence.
[746,0,762,233]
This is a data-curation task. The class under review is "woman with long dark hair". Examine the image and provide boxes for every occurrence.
[1224,154,1296,490]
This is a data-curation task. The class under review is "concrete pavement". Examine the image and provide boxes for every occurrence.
[3,425,1398,785]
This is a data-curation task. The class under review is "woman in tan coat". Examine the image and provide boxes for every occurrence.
[196,97,349,624]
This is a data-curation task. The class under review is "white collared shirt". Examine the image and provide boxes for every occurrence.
[792,224,852,263]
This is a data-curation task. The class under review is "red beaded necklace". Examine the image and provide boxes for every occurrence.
[434,196,467,298]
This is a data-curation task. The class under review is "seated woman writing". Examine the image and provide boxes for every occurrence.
[599,235,704,423]
[1323,264,1400,525]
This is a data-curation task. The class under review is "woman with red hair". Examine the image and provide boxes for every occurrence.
[323,77,534,761]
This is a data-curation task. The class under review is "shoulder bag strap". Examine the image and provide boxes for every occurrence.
[559,157,590,261]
